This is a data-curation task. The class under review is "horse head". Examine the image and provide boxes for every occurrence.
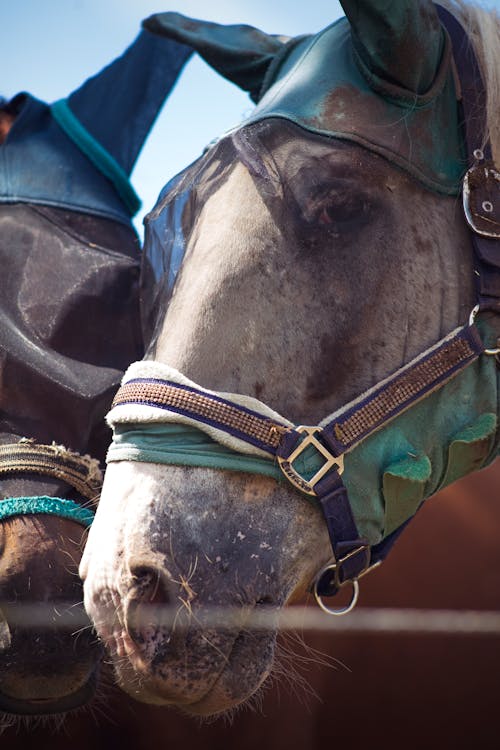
[0,472,101,717]
[0,29,193,722]
[82,1,500,716]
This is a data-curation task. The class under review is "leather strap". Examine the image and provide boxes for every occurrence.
[0,441,102,504]
[437,5,500,311]
[112,322,485,596]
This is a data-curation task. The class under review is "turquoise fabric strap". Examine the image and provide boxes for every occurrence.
[0,496,94,527]
[109,423,284,479]
[109,423,327,482]
[51,99,141,216]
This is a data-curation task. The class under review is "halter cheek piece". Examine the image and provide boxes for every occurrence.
[110,8,500,615]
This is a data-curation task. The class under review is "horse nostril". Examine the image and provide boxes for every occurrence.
[125,566,173,647]
[129,566,172,606]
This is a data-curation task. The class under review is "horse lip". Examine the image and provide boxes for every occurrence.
[114,618,250,710]
[112,600,278,712]
[0,665,100,716]
[182,606,277,716]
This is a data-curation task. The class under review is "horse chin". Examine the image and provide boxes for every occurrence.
[0,632,103,716]
[0,666,100,716]
[111,624,276,717]
[185,629,276,717]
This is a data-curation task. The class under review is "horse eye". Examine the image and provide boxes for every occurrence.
[300,187,370,232]
[316,193,369,227]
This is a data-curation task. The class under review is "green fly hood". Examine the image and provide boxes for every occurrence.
[144,1,465,193]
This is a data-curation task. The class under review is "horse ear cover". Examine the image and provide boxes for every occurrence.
[144,2,444,101]
[340,0,444,94]
[142,12,288,103]
[143,4,465,194]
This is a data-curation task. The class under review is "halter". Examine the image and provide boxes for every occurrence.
[108,8,500,614]
[0,440,102,527]
[109,312,498,611]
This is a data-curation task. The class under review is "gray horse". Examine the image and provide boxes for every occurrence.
[82,0,500,716]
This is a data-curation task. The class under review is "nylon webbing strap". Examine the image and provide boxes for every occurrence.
[320,323,483,455]
[112,323,484,463]
[436,6,490,161]
[437,6,500,310]
[0,442,102,504]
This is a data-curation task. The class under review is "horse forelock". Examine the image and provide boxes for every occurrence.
[442,0,500,162]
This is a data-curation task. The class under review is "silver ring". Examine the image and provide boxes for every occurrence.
[469,304,480,326]
[469,306,500,354]
[313,573,359,616]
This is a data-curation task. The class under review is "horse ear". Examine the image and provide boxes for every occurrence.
[143,12,288,103]
[339,0,446,94]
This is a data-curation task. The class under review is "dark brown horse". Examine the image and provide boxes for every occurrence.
[0,29,191,718]
[0,204,140,717]
[0,113,101,714]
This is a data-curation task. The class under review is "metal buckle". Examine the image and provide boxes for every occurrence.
[313,549,381,616]
[277,426,344,496]
[463,162,500,239]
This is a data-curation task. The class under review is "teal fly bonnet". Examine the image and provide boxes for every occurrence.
[144,1,465,194]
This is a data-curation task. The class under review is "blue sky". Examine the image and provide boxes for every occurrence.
[4,1,500,234]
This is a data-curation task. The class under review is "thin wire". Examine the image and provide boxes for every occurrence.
[3,602,500,636]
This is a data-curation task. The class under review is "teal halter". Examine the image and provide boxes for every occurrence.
[0,441,101,526]
[0,497,94,527]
